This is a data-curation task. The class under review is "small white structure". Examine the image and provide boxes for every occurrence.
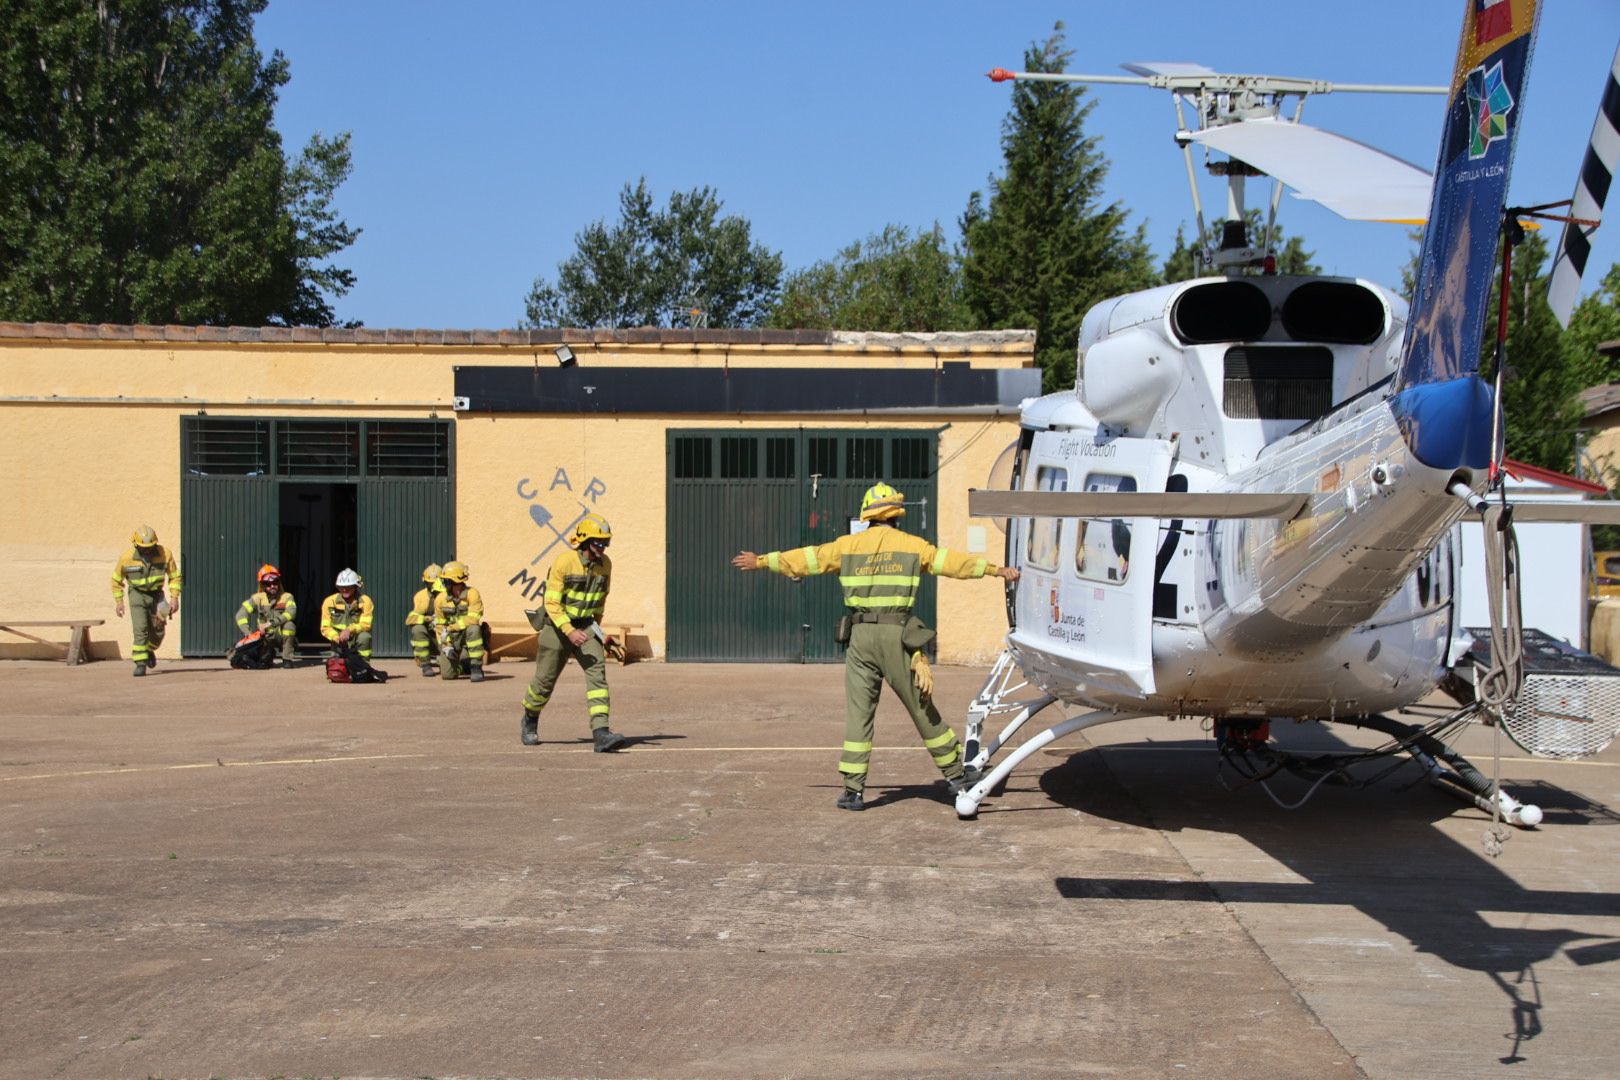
[1457,478,1589,649]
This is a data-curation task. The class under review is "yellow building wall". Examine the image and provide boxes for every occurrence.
[1,333,1030,664]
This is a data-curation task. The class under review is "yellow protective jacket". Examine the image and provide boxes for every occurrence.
[321,593,375,642]
[405,581,444,626]
[544,548,611,634]
[111,546,182,599]
[756,524,998,614]
[433,586,484,633]
[237,590,296,632]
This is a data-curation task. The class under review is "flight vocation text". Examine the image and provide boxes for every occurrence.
[1055,438,1116,460]
[508,469,608,600]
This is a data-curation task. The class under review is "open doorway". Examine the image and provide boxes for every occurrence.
[280,483,358,648]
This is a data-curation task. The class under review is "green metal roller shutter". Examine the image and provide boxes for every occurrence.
[666,428,937,662]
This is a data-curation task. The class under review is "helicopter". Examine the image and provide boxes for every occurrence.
[956,0,1620,829]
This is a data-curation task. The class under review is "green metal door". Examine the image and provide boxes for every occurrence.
[181,417,454,657]
[666,428,937,662]
[180,420,279,656]
[358,478,455,656]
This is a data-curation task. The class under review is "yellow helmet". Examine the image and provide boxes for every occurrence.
[859,483,906,522]
[569,513,613,549]
[421,563,442,583]
[440,560,469,584]
[131,525,159,545]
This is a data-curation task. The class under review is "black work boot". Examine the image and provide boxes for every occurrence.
[521,711,539,746]
[145,656,158,670]
[133,661,147,677]
[592,727,627,753]
[836,789,865,811]
[469,665,485,684]
[946,774,971,797]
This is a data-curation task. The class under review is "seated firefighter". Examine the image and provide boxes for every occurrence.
[232,564,298,667]
[406,562,444,676]
[321,568,375,660]
[433,560,486,682]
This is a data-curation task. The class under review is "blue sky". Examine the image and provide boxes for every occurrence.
[256,1,1620,330]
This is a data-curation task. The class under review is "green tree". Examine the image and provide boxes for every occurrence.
[0,0,358,326]
[766,224,973,332]
[959,22,1157,393]
[1483,233,1584,472]
[1160,211,1320,282]
[525,178,782,329]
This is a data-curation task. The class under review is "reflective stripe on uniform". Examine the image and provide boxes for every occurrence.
[932,548,950,574]
[802,546,820,575]
[842,740,872,754]
[924,728,960,766]
[838,574,920,589]
[837,760,870,775]
[845,595,913,608]
[766,552,781,573]
[971,558,987,576]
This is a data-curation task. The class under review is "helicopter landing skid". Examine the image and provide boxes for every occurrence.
[956,649,1145,819]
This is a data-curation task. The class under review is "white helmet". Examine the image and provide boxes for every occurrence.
[336,568,363,588]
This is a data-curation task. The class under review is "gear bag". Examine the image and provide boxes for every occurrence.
[329,646,386,684]
[227,630,275,670]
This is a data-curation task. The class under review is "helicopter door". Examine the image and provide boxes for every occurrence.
[1015,433,1172,696]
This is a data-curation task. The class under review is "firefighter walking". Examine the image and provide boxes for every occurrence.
[321,568,375,660]
[406,563,444,675]
[112,525,182,677]
[732,482,1018,810]
[236,564,298,665]
[519,513,627,752]
[433,561,486,681]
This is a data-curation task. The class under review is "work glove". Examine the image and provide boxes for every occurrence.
[910,651,934,701]
[604,635,627,662]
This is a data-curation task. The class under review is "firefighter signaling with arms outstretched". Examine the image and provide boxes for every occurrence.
[732,483,1018,810]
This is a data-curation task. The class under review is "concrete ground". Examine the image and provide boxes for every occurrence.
[1,656,1617,1080]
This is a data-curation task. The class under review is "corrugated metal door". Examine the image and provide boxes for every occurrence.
[181,418,453,657]
[180,420,279,655]
[358,478,455,656]
[666,428,937,662]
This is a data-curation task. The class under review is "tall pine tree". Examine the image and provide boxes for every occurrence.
[960,22,1156,393]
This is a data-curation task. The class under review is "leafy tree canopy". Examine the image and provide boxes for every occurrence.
[959,22,1157,393]
[525,178,782,329]
[0,0,358,326]
[766,223,972,332]
[1161,211,1320,283]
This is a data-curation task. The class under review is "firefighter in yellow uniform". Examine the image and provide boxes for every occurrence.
[405,563,444,675]
[520,513,626,752]
[733,483,1018,811]
[111,525,182,677]
[433,561,486,682]
[236,564,298,665]
[321,568,375,659]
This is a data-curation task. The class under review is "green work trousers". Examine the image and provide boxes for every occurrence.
[440,623,486,678]
[522,624,611,731]
[839,622,964,794]
[409,623,434,665]
[127,589,167,665]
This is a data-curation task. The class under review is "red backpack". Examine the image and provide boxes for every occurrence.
[325,656,351,683]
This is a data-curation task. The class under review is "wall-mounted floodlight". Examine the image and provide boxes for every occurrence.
[555,345,578,367]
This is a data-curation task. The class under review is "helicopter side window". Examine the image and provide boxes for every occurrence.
[1025,466,1067,572]
[1076,472,1137,585]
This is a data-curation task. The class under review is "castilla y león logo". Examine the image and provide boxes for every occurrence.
[1465,61,1513,161]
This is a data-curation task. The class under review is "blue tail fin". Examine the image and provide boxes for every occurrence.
[1392,0,1542,471]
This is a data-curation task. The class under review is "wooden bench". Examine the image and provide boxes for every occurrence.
[485,620,647,664]
[0,619,107,665]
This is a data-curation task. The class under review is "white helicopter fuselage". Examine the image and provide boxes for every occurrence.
[1005,274,1474,719]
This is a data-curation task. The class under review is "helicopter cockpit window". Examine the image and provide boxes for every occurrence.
[1076,472,1137,584]
[1026,466,1067,572]
[1170,281,1272,344]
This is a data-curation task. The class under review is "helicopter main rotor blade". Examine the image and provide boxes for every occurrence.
[969,490,1309,520]
[1187,117,1433,223]
[1547,42,1620,327]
